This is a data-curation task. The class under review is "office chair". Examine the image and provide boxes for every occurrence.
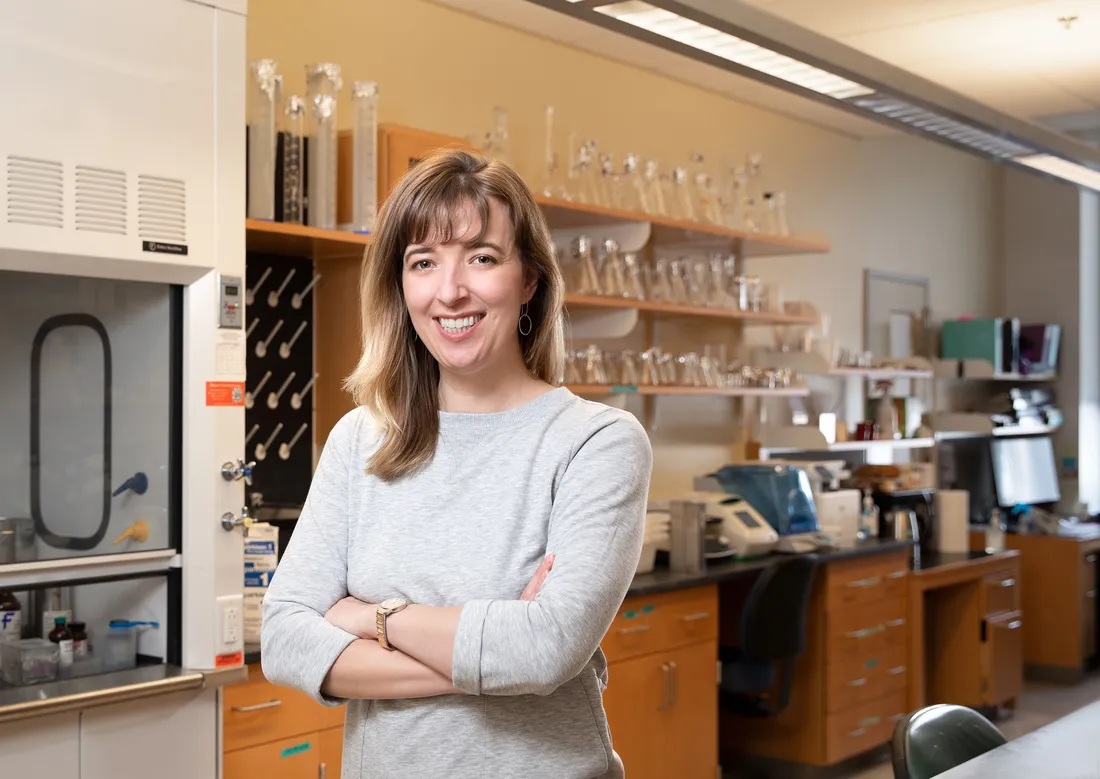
[718,554,819,717]
[891,704,1007,779]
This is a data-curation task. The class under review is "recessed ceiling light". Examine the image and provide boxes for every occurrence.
[1058,15,1078,29]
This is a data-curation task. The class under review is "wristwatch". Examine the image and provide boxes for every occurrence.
[376,598,409,650]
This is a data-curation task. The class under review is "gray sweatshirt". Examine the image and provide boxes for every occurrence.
[260,387,652,779]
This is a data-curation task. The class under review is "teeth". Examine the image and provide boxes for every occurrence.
[438,315,483,333]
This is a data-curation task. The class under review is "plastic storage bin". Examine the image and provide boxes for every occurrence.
[103,622,138,671]
[1,638,59,685]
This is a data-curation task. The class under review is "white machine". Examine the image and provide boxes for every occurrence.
[694,492,779,558]
[0,1,248,776]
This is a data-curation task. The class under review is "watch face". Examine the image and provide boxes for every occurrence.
[380,597,407,612]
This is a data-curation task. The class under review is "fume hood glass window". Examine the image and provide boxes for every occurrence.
[0,270,180,564]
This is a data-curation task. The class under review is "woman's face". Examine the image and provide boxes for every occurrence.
[402,197,536,379]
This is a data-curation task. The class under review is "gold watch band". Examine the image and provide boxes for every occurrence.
[377,607,394,650]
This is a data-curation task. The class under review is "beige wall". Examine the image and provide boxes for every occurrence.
[249,0,1002,499]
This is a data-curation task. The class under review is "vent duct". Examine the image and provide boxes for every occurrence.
[526,0,1100,192]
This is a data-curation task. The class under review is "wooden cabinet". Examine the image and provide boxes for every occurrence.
[719,549,911,767]
[925,561,1022,709]
[601,585,718,779]
[223,664,345,779]
[970,532,1100,683]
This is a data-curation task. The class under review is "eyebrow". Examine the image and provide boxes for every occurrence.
[403,241,506,260]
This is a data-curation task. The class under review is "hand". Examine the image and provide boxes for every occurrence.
[521,553,555,601]
[325,596,378,639]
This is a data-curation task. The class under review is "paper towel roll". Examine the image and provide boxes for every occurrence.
[935,490,970,553]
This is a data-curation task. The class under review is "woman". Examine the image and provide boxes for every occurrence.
[261,148,652,779]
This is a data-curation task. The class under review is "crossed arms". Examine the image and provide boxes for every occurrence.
[259,410,652,705]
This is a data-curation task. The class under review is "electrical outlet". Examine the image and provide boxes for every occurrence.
[216,594,244,651]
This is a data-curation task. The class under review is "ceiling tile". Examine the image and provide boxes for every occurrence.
[745,0,1044,39]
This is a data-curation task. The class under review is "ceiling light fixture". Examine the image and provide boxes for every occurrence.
[525,0,1100,192]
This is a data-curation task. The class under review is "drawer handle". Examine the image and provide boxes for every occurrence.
[231,699,282,713]
[618,624,651,635]
[680,611,711,622]
[1004,620,1022,630]
[890,712,906,723]
[669,660,679,706]
[887,570,907,580]
[999,578,1016,588]
[1088,554,1097,563]
[888,666,906,675]
[849,728,867,738]
[846,576,881,588]
[847,678,867,687]
[1088,590,1096,599]
[886,618,906,628]
[659,663,672,711]
[847,625,885,639]
[319,763,327,779]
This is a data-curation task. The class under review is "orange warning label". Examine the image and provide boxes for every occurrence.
[206,381,245,407]
[215,651,244,668]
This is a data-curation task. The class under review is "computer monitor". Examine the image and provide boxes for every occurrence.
[991,435,1060,508]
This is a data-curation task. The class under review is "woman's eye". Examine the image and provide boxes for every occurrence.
[472,254,497,265]
[412,259,432,271]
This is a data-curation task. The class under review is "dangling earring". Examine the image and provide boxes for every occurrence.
[518,303,533,336]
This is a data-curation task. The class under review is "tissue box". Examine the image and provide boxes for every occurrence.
[244,523,279,643]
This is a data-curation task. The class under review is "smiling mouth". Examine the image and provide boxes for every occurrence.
[435,314,485,335]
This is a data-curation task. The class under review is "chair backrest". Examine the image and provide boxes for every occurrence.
[740,554,818,661]
[892,704,1007,779]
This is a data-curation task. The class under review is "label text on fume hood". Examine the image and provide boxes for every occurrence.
[142,240,189,255]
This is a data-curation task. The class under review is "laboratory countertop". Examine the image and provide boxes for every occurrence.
[626,538,914,597]
[0,662,249,725]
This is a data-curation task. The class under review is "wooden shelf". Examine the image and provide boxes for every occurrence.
[536,196,830,256]
[827,367,934,380]
[567,384,810,398]
[564,294,817,326]
[761,437,936,456]
[245,219,370,260]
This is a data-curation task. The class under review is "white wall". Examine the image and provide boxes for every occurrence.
[1002,168,1081,469]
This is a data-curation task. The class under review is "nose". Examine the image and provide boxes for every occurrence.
[436,259,469,307]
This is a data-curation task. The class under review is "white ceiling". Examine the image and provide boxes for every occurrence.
[430,0,1100,138]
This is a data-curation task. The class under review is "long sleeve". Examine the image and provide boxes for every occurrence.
[260,409,362,705]
[451,410,652,696]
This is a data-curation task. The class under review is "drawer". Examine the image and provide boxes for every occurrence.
[983,570,1019,617]
[825,553,909,612]
[603,586,718,663]
[825,689,907,765]
[827,598,908,667]
[223,732,320,779]
[224,665,346,753]
[825,643,907,713]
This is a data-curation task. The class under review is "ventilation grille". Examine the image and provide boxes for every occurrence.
[75,166,127,235]
[7,156,63,228]
[137,174,186,243]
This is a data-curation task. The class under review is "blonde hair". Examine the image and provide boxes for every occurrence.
[344,148,566,481]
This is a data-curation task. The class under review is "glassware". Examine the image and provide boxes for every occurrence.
[281,96,305,225]
[599,239,627,298]
[247,60,281,221]
[541,105,565,199]
[672,165,694,222]
[743,153,764,232]
[623,153,647,213]
[644,160,666,217]
[492,106,514,167]
[583,344,607,384]
[620,350,641,386]
[570,236,601,295]
[761,192,779,235]
[306,63,342,229]
[622,253,646,300]
[775,191,791,237]
[350,81,379,234]
[647,257,674,303]
[668,258,690,304]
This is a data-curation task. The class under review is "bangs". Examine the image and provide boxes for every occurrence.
[401,174,495,252]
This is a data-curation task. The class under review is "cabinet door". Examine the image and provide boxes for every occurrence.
[224,733,322,779]
[604,652,675,779]
[81,689,217,779]
[667,641,719,779]
[319,726,344,779]
[983,611,1023,705]
[0,712,79,779]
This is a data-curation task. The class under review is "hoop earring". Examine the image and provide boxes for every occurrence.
[518,303,533,337]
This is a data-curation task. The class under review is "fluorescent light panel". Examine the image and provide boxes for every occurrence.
[593,1,873,100]
[1015,154,1100,193]
[850,95,1034,159]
